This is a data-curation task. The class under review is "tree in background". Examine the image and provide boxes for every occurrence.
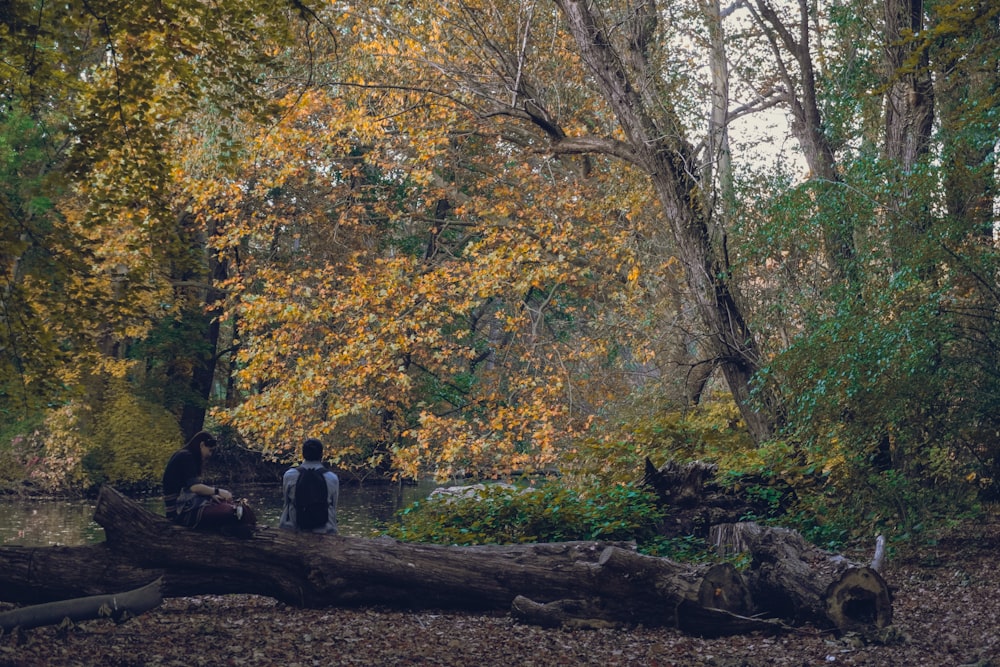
[202,0,786,480]
[189,67,668,477]
[733,0,1000,526]
[0,0,303,488]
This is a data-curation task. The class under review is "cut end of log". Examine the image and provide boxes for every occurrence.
[824,567,893,632]
[697,564,752,615]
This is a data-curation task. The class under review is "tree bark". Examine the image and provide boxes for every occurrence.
[175,211,228,441]
[0,543,160,604]
[552,0,783,443]
[710,522,893,632]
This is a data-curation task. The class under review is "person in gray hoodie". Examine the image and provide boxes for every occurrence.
[279,437,339,534]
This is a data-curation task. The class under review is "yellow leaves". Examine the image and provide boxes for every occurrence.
[162,12,675,479]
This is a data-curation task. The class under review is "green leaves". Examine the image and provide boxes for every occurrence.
[0,110,75,415]
[386,481,666,551]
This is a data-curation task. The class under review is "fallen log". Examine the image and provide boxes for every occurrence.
[0,543,162,605]
[0,487,892,636]
[0,578,162,632]
[0,486,763,636]
[709,522,892,632]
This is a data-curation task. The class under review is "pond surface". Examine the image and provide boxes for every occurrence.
[0,479,441,547]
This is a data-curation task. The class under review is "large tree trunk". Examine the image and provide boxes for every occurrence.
[882,0,936,274]
[0,487,892,636]
[175,212,228,440]
[552,0,783,443]
[0,486,765,636]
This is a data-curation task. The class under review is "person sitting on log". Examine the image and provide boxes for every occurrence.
[279,437,339,534]
[162,430,257,538]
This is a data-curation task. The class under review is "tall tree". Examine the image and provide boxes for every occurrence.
[198,73,665,475]
[734,0,1000,515]
[345,0,785,444]
[1,0,306,483]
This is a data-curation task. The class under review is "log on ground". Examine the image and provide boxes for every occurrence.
[0,487,892,636]
[56,486,758,634]
[710,521,892,632]
[0,578,163,632]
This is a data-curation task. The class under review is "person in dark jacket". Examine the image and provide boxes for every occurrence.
[162,431,256,537]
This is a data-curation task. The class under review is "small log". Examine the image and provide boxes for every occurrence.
[710,522,892,632]
[0,578,162,632]
[0,543,162,604]
[510,594,784,634]
[511,596,629,630]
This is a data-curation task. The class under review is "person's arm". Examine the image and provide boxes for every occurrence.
[189,483,232,501]
[278,469,297,530]
[178,452,232,501]
[327,473,339,534]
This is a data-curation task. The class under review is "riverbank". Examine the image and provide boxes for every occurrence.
[3,507,999,666]
[0,478,442,547]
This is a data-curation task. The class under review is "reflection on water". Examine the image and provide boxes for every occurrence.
[0,479,441,547]
[0,501,106,547]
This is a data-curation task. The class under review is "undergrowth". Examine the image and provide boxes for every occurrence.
[385,393,983,560]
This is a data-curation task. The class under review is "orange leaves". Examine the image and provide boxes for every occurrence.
[205,102,664,474]
[398,373,572,480]
[176,4,673,478]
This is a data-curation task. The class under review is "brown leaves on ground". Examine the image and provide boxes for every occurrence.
[3,510,1000,667]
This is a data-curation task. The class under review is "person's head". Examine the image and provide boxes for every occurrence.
[302,438,323,462]
[184,431,218,470]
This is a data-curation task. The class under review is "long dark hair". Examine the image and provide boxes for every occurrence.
[183,431,217,474]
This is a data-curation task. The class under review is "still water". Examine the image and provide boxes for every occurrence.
[0,479,441,547]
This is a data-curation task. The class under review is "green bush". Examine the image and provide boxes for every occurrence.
[386,480,666,552]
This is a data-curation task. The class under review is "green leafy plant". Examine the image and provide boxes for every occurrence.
[386,480,667,553]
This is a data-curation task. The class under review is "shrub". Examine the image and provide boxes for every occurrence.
[27,376,182,493]
[86,378,182,491]
[0,414,46,492]
[386,480,666,552]
[563,397,755,487]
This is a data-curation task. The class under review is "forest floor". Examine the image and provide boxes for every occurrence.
[2,507,999,667]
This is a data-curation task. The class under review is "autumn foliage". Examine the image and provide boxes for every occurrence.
[2,0,999,537]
